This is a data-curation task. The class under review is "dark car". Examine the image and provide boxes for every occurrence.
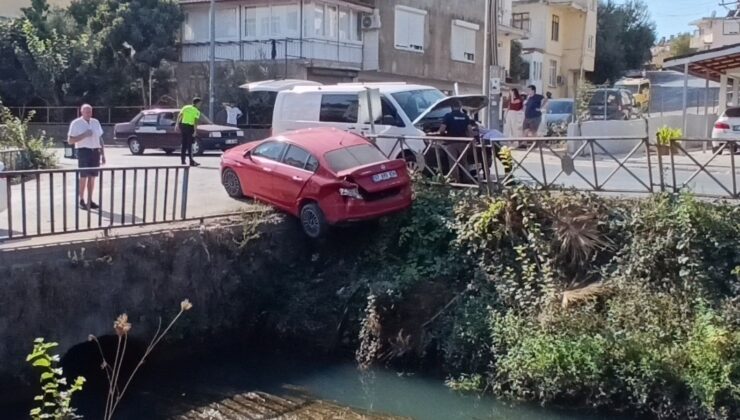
[587,89,636,121]
[113,109,246,156]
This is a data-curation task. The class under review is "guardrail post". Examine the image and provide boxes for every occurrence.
[180,166,189,219]
[643,137,654,193]
[655,139,665,192]
[589,139,599,190]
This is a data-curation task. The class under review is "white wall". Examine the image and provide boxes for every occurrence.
[566,114,717,155]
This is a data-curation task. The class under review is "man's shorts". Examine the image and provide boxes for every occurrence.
[77,148,101,177]
[523,116,542,132]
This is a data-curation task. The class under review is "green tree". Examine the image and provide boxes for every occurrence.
[509,40,530,83]
[670,32,695,57]
[592,0,656,84]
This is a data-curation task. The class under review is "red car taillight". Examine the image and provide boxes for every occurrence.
[339,180,363,200]
[715,122,731,130]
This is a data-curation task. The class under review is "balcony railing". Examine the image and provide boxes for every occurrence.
[547,0,592,11]
[181,38,363,67]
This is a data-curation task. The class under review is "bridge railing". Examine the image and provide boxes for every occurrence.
[4,106,145,125]
[0,165,189,240]
[368,134,740,199]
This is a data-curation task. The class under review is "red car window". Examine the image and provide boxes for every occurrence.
[253,141,286,161]
[325,145,387,172]
[282,145,313,170]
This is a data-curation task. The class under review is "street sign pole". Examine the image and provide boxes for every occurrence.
[489,0,502,131]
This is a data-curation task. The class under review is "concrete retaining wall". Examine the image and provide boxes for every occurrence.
[0,215,304,401]
[567,114,717,155]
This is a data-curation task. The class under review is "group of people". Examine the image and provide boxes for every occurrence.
[504,85,550,139]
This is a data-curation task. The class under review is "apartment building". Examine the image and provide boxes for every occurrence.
[690,9,740,51]
[178,0,527,95]
[512,0,596,98]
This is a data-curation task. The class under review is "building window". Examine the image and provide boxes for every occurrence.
[588,35,594,50]
[183,9,209,42]
[551,15,560,41]
[216,7,238,39]
[320,94,359,123]
[245,5,299,39]
[394,6,426,52]
[549,59,557,87]
[451,20,478,63]
[351,10,362,41]
[314,4,325,36]
[326,5,338,38]
[512,12,530,31]
[531,61,542,81]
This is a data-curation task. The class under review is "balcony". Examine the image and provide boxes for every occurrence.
[180,38,363,68]
[547,0,592,12]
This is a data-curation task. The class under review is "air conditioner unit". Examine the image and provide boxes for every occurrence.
[556,75,565,86]
[362,10,381,30]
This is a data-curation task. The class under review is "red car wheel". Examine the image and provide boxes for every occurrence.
[222,168,243,198]
[300,202,327,239]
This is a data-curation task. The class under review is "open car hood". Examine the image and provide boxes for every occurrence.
[412,94,488,128]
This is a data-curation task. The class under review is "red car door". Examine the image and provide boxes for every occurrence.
[246,141,287,200]
[270,144,315,212]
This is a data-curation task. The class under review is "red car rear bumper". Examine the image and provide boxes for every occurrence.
[323,185,413,224]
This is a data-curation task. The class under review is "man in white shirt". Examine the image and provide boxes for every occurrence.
[224,103,243,126]
[67,104,106,210]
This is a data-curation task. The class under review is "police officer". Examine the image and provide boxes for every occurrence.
[437,100,474,182]
[176,97,202,167]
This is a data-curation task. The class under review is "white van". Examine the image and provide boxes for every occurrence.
[269,83,487,170]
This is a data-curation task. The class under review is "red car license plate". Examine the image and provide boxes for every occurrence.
[372,170,398,183]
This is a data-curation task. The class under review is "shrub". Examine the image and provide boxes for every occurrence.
[0,106,57,169]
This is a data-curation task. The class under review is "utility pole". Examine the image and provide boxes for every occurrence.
[489,0,502,131]
[208,0,216,119]
[482,0,491,127]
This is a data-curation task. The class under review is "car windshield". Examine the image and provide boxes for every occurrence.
[547,101,573,114]
[391,89,446,121]
[589,91,618,105]
[615,84,638,94]
[726,108,740,118]
[325,145,387,173]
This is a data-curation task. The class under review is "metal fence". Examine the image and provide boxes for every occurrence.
[5,106,145,125]
[0,165,189,240]
[370,134,740,200]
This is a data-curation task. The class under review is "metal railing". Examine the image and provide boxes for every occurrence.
[369,134,740,199]
[180,37,364,66]
[0,149,25,172]
[5,106,145,125]
[0,165,189,240]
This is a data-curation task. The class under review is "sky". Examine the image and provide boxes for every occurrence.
[616,0,730,39]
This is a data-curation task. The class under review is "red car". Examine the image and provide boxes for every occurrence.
[220,127,412,238]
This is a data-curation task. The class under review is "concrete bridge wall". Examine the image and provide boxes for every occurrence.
[0,216,302,401]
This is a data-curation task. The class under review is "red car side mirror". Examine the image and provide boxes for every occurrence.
[243,150,252,160]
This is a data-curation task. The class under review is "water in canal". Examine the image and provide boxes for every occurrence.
[99,348,627,420]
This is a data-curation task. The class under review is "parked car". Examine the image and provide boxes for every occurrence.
[588,88,637,120]
[711,107,740,153]
[545,98,574,135]
[614,77,651,112]
[114,109,246,156]
[264,82,487,170]
[220,127,412,238]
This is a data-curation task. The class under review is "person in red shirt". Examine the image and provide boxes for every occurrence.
[504,88,524,141]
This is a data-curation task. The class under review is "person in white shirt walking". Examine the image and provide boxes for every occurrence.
[224,103,243,126]
[67,104,106,210]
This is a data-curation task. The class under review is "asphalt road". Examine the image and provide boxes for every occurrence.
[0,147,263,239]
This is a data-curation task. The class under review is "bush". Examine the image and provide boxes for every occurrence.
[0,106,57,169]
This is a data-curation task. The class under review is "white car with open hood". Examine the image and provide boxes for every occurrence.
[253,81,487,170]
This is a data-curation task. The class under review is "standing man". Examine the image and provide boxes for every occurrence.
[437,100,474,182]
[224,102,243,126]
[176,97,201,167]
[523,85,547,137]
[67,104,105,210]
